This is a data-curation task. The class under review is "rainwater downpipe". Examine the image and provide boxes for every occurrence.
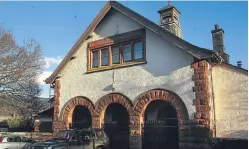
[209,60,217,137]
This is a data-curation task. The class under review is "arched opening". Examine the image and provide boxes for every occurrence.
[103,103,129,149]
[143,100,179,149]
[71,105,92,129]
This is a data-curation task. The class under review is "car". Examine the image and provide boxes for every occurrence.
[0,134,35,149]
[32,128,109,149]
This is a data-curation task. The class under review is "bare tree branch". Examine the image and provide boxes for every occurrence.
[0,25,44,120]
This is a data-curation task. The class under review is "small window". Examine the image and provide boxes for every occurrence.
[112,47,120,64]
[123,43,131,62]
[92,51,99,68]
[134,41,143,60]
[101,48,108,66]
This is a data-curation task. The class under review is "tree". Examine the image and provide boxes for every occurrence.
[0,25,44,121]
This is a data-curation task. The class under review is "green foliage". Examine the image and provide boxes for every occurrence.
[7,116,25,128]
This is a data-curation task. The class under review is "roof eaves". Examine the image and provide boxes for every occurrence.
[220,63,248,74]
[45,2,112,84]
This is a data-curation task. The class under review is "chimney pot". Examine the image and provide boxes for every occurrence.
[215,24,219,30]
[237,61,242,68]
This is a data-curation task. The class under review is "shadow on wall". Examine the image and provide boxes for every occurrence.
[222,130,248,140]
[141,39,193,77]
[189,126,248,149]
[212,134,248,149]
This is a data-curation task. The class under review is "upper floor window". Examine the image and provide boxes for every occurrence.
[112,47,120,64]
[87,29,146,72]
[134,41,143,59]
[123,43,132,62]
[92,50,99,68]
[101,48,109,66]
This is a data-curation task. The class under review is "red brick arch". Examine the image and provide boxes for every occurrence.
[94,93,134,128]
[61,96,95,128]
[133,89,189,126]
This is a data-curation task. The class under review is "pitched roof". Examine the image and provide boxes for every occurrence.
[218,63,248,75]
[45,1,222,84]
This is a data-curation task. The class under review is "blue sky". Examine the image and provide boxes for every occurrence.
[0,1,247,98]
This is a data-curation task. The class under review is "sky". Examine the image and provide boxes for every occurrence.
[0,1,247,98]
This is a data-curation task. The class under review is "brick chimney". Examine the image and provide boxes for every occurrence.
[211,24,229,63]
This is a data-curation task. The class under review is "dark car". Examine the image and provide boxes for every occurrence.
[33,128,109,149]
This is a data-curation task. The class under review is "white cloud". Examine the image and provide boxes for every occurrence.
[44,56,63,69]
[38,71,53,85]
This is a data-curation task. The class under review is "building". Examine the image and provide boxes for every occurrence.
[33,97,54,133]
[45,1,248,149]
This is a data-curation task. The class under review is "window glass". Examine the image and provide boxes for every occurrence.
[123,43,131,62]
[101,48,108,66]
[134,41,143,59]
[112,47,120,64]
[92,51,99,68]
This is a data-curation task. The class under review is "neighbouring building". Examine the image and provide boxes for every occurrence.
[44,1,248,149]
[33,97,54,133]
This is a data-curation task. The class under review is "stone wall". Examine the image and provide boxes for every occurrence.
[0,132,52,142]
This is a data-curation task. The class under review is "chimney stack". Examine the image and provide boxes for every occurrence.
[237,61,242,68]
[211,24,229,63]
[158,4,182,38]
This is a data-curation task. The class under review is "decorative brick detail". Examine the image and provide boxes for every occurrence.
[95,93,134,129]
[133,89,189,135]
[61,96,95,129]
[53,79,61,134]
[191,60,212,131]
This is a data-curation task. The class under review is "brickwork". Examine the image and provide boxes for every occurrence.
[1,132,53,142]
[61,96,95,128]
[94,93,133,128]
[191,60,211,130]
[55,88,213,149]
[133,89,189,135]
[53,79,62,134]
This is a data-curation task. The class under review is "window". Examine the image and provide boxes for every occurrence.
[92,50,99,68]
[134,41,143,60]
[112,47,120,64]
[123,43,132,62]
[88,29,146,72]
[101,48,108,66]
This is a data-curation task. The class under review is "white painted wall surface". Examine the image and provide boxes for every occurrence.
[58,9,195,119]
[212,65,248,139]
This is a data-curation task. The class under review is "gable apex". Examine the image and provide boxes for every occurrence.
[45,1,222,84]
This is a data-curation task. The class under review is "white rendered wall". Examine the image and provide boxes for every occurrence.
[58,9,196,119]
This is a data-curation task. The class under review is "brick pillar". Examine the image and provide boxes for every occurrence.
[129,114,142,149]
[192,60,211,130]
[53,79,64,135]
[179,60,213,149]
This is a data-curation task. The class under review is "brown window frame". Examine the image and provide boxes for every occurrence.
[87,29,146,72]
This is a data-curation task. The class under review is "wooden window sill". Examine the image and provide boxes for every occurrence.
[85,60,147,74]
